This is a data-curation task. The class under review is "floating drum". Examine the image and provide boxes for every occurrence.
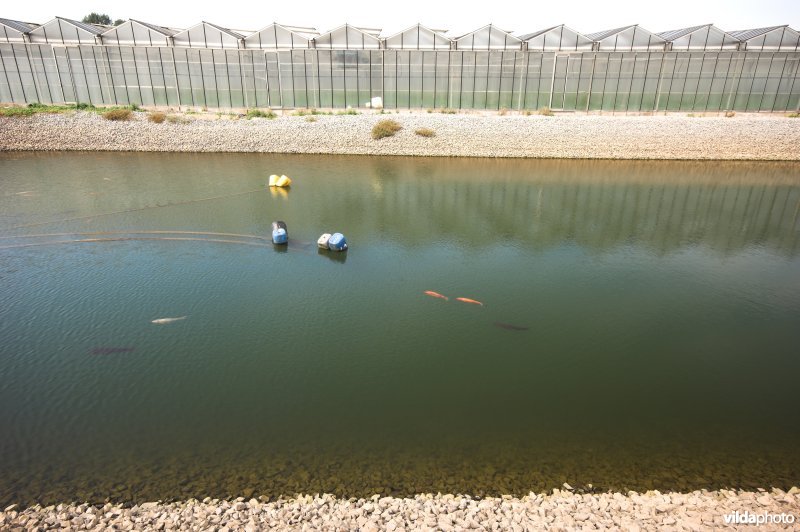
[327,232,347,252]
[272,221,288,245]
[317,233,332,249]
[268,174,292,188]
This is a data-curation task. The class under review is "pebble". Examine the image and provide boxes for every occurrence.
[1,111,798,160]
[1,488,797,530]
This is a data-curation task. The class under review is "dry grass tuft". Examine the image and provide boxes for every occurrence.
[148,111,166,123]
[372,119,402,139]
[415,127,435,138]
[537,107,554,116]
[102,109,132,121]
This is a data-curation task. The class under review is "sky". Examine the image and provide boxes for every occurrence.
[3,0,799,37]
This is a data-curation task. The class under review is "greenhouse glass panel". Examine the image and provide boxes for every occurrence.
[330,50,345,107]
[576,54,593,110]
[225,50,244,108]
[498,51,516,109]
[185,48,205,107]
[447,52,462,109]
[385,24,451,50]
[23,44,48,103]
[407,51,421,108]
[121,46,144,106]
[732,54,758,110]
[343,50,359,107]
[36,44,64,103]
[420,51,435,108]
[382,50,397,108]
[472,51,489,109]
[89,46,113,105]
[51,46,75,102]
[102,21,131,46]
[483,51,501,109]
[631,27,666,50]
[103,46,124,104]
[0,45,15,103]
[523,53,547,109]
[265,52,281,107]
[131,47,153,106]
[156,48,178,107]
[459,52,475,109]
[550,54,567,109]
[601,53,621,110]
[211,49,230,108]
[173,22,242,49]
[65,47,89,104]
[292,49,309,108]
[239,51,255,107]
[244,24,313,50]
[706,53,729,110]
[369,51,383,107]
[395,50,410,108]
[315,25,380,50]
[664,25,740,51]
[772,55,794,110]
[433,51,449,108]
[522,25,593,52]
[276,50,293,107]
[0,20,28,44]
[29,18,101,45]
[660,53,681,110]
[626,53,648,111]
[589,53,610,110]
[614,53,635,111]
[356,50,372,107]
[78,47,99,105]
[5,44,32,102]
[172,48,192,106]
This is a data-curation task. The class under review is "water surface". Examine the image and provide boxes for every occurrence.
[1,153,799,506]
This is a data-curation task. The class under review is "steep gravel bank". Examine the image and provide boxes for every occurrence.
[1,111,798,160]
[2,488,798,530]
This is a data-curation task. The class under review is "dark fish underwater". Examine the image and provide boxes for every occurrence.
[493,322,529,331]
[90,347,136,355]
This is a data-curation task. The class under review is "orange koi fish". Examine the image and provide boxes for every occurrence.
[424,291,449,301]
[456,297,483,306]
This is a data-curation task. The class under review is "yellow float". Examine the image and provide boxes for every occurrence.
[268,174,292,187]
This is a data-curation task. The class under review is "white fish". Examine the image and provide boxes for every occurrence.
[151,316,187,324]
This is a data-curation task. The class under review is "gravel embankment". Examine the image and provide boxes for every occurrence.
[2,488,798,530]
[1,111,798,160]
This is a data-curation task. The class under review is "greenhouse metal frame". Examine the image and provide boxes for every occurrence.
[1,17,798,112]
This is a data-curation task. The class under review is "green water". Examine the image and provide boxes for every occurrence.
[1,153,799,506]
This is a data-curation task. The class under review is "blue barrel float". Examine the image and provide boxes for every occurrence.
[317,232,348,252]
[327,232,347,251]
[272,221,288,244]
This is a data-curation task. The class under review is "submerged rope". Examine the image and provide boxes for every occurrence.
[0,231,270,241]
[0,237,272,251]
[1,188,264,232]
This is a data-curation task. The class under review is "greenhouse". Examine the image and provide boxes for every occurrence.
[0,16,798,112]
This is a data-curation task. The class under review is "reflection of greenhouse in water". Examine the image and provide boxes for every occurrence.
[1,17,799,111]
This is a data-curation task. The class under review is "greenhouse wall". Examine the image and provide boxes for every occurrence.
[0,44,798,112]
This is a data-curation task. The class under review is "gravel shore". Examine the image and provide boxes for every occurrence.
[2,488,798,530]
[1,111,799,160]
